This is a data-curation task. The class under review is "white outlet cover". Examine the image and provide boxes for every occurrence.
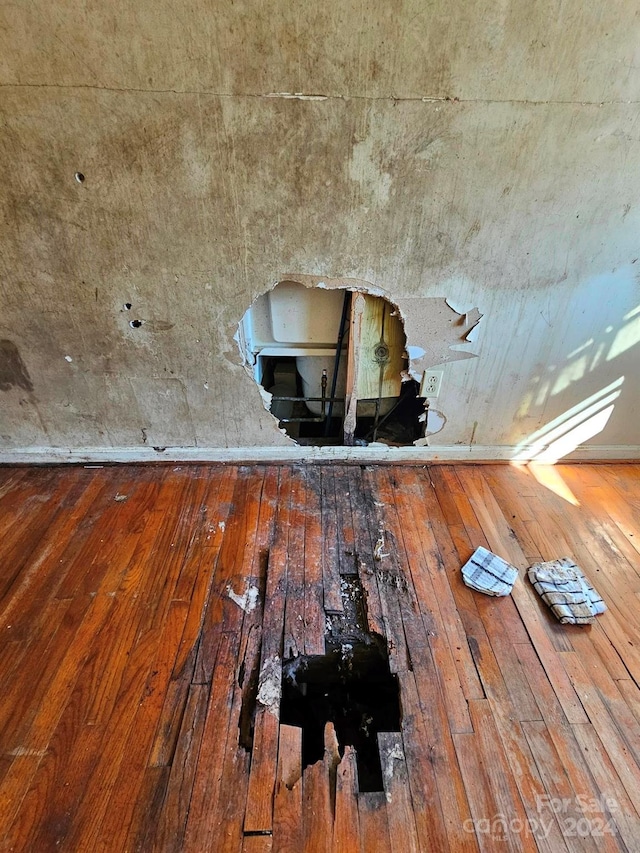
[420,369,443,397]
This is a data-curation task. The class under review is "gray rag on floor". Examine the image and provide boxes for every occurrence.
[461,546,519,597]
[527,557,606,624]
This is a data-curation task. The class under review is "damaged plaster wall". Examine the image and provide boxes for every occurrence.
[266,275,483,381]
[1,1,639,456]
[240,275,481,443]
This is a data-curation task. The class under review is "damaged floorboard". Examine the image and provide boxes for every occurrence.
[0,463,640,851]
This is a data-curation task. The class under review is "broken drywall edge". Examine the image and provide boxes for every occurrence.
[280,273,388,299]
[258,385,274,407]
[2,445,638,464]
[394,297,483,375]
[236,276,482,444]
[444,300,483,342]
[236,275,401,441]
[425,408,446,436]
[255,381,301,445]
[464,323,481,344]
[444,298,468,315]
[406,345,426,360]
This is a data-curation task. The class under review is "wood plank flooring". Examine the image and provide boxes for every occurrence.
[0,462,639,851]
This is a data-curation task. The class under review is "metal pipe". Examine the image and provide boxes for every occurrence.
[321,369,328,418]
[324,290,351,437]
[273,372,342,423]
[269,396,344,403]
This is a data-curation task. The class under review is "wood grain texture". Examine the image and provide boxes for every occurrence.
[354,294,404,402]
[0,462,639,851]
[273,724,303,853]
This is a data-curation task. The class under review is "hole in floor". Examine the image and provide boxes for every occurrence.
[237,546,404,793]
[279,641,401,793]
[283,574,401,793]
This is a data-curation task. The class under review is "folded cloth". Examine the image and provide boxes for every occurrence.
[527,558,606,624]
[461,546,519,596]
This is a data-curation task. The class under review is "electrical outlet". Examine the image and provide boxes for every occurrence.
[420,369,443,397]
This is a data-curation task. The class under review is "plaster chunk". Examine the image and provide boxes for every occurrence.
[257,655,282,716]
[227,583,260,613]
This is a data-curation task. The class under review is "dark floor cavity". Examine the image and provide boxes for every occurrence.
[280,642,401,792]
[238,550,403,792]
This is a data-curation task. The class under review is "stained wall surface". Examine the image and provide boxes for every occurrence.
[1,1,639,455]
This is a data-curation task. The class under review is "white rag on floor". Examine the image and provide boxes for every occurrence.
[461,546,519,597]
[527,558,606,625]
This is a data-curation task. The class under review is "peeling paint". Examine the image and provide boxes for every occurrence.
[395,298,483,375]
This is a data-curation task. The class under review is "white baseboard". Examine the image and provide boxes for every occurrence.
[0,445,638,465]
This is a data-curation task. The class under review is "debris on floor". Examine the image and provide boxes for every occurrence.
[527,557,607,624]
[227,582,260,612]
[460,546,518,596]
[257,655,282,716]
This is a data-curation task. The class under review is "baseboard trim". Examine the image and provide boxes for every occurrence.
[0,445,638,465]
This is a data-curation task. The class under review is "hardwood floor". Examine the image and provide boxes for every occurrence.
[0,462,639,851]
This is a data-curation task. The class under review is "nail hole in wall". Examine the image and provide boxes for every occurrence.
[129,319,143,328]
[74,172,85,183]
[123,303,132,310]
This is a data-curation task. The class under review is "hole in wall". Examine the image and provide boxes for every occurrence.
[74,172,85,183]
[123,302,132,311]
[239,280,425,447]
[129,319,143,329]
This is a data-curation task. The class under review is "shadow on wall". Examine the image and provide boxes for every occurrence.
[0,340,34,393]
[512,266,640,464]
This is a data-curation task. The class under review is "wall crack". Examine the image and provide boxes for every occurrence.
[0,83,635,107]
